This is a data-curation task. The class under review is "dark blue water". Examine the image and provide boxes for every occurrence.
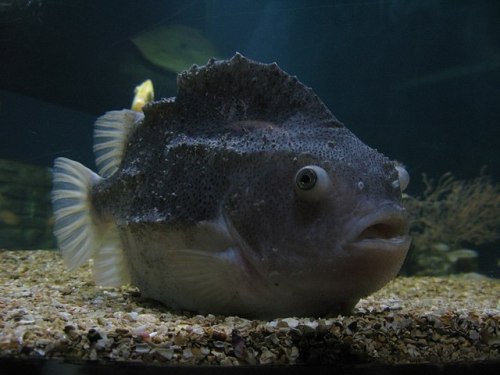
[1,0,498,182]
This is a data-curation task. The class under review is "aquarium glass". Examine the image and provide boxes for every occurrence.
[0,0,498,369]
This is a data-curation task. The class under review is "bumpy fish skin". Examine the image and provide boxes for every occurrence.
[54,54,411,318]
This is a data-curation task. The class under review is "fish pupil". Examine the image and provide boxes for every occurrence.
[296,168,317,190]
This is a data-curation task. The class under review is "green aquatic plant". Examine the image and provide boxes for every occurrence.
[403,170,500,275]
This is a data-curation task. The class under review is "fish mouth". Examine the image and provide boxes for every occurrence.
[346,203,411,252]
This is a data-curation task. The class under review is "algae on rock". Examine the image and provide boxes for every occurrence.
[403,170,500,276]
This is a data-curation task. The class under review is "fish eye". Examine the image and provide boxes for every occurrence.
[395,165,410,192]
[295,165,332,201]
[296,167,317,190]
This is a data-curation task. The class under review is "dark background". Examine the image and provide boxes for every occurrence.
[1,0,499,188]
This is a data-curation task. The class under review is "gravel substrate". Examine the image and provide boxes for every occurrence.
[0,250,498,366]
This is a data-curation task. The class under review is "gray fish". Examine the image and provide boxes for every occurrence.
[52,53,411,318]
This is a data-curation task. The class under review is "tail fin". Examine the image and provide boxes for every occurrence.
[51,157,130,286]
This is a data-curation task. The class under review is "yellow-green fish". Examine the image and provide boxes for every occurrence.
[131,24,217,73]
[131,79,154,112]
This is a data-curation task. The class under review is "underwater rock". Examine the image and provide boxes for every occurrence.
[0,159,54,249]
[447,249,479,273]
[405,243,480,276]
[446,248,478,263]
[431,242,450,252]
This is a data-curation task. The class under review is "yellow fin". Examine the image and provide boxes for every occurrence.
[131,79,154,112]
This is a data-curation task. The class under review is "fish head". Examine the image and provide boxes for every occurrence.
[221,120,411,315]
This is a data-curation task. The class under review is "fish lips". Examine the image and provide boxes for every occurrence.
[345,202,412,254]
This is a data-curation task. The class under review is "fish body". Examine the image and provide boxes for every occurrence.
[52,54,411,318]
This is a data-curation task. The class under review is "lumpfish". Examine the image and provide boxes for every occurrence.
[52,54,411,318]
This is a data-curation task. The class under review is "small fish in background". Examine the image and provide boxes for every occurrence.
[131,24,217,74]
[131,79,154,112]
[51,54,411,318]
